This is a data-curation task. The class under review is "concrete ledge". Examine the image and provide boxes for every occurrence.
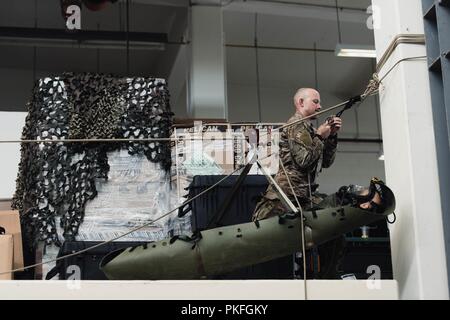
[0,280,398,300]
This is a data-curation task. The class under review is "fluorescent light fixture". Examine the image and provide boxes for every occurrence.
[0,38,166,50]
[0,27,168,51]
[335,44,377,58]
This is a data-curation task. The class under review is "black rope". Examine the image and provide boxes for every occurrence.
[386,212,396,224]
[336,95,362,118]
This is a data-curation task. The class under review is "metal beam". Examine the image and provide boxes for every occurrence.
[248,0,369,12]
[226,43,335,53]
[224,0,370,22]
[119,0,190,7]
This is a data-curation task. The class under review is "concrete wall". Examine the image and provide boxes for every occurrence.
[373,0,449,299]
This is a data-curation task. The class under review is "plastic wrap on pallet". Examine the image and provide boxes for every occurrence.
[53,150,190,243]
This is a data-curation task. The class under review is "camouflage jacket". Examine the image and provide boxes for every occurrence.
[265,112,337,204]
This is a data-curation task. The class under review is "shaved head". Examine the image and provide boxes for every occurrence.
[293,87,321,119]
[293,88,318,107]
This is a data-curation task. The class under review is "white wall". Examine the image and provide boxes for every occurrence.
[373,0,449,300]
[0,112,26,199]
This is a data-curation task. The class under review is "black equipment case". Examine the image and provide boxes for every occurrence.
[184,175,294,279]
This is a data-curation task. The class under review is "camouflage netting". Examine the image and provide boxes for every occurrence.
[12,73,173,246]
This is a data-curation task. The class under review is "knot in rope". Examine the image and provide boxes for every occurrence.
[362,73,381,100]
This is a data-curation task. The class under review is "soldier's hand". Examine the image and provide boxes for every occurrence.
[317,122,332,139]
[328,117,342,136]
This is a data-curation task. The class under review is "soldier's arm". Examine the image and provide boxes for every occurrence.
[322,134,338,168]
[289,124,324,169]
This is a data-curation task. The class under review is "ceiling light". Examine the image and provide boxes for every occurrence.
[335,44,377,58]
[0,27,167,51]
[333,1,376,59]
[0,38,166,50]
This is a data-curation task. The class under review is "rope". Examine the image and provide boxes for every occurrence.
[277,89,379,133]
[0,33,427,146]
[0,91,388,276]
[0,166,242,276]
[0,137,245,144]
[362,73,381,100]
[0,96,368,277]
[0,89,379,146]
[0,54,421,277]
[279,160,308,299]
[0,87,378,276]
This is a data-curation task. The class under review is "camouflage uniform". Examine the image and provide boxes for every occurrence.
[253,112,338,221]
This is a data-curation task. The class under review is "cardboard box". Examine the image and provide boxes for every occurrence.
[0,234,13,280]
[0,200,12,211]
[0,210,24,269]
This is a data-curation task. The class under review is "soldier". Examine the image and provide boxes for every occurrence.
[253,88,342,221]
[251,88,346,279]
[252,88,385,279]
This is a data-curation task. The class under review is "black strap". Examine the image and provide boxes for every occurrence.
[190,231,203,250]
[177,201,192,218]
[387,212,397,224]
[45,265,61,280]
[335,95,362,118]
[169,234,196,245]
[278,212,300,224]
[206,162,254,229]
[325,95,361,137]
